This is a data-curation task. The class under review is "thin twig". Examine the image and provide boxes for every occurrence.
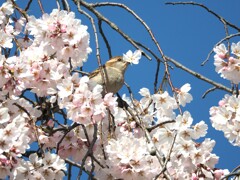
[147,120,176,132]
[75,0,152,60]
[98,20,112,58]
[221,171,240,180]
[76,2,108,94]
[71,69,89,76]
[202,87,217,99]
[25,0,33,11]
[37,0,44,14]
[67,163,72,180]
[11,0,29,22]
[61,0,70,11]
[13,103,44,155]
[77,124,98,179]
[56,0,61,10]
[165,56,232,93]
[166,1,240,31]
[65,158,91,176]
[155,131,177,179]
[202,33,240,65]
[124,81,138,109]
[89,156,95,180]
[154,60,161,93]
[20,92,35,105]
[119,99,171,180]
[56,123,79,154]
[91,2,162,61]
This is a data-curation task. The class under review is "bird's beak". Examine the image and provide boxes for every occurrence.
[125,61,130,68]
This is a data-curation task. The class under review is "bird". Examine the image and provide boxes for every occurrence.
[89,56,129,94]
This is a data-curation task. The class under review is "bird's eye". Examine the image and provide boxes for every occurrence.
[117,58,122,61]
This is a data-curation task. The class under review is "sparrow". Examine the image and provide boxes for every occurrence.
[89,56,129,94]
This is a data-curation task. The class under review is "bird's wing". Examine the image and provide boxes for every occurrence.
[89,65,105,79]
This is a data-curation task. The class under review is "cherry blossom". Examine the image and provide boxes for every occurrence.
[26,9,92,68]
[0,99,38,179]
[210,94,240,146]
[0,1,235,179]
[123,49,142,64]
[12,152,66,180]
[213,42,240,83]
[231,41,240,57]
[98,135,160,180]
[176,83,193,107]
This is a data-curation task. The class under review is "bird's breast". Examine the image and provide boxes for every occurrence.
[90,67,125,94]
[104,67,124,93]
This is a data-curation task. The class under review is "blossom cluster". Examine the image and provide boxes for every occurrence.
[26,9,92,68]
[0,3,118,178]
[210,94,240,146]
[56,75,117,125]
[0,1,235,179]
[213,42,240,83]
[33,83,200,179]
[1,7,91,97]
[211,42,240,147]
[13,152,66,180]
[0,2,93,178]
[102,135,160,180]
[0,1,14,49]
[0,1,24,97]
[0,97,41,179]
[92,86,228,179]
[17,9,91,96]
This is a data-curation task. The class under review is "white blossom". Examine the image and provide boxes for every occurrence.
[177,83,193,107]
[123,49,142,64]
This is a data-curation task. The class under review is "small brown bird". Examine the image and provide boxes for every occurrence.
[89,56,129,94]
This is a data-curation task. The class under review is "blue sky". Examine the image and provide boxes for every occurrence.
[15,0,240,178]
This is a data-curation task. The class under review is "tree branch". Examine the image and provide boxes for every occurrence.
[165,56,232,93]
[166,1,240,31]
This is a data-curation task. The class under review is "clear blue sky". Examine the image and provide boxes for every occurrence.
[15,0,240,178]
